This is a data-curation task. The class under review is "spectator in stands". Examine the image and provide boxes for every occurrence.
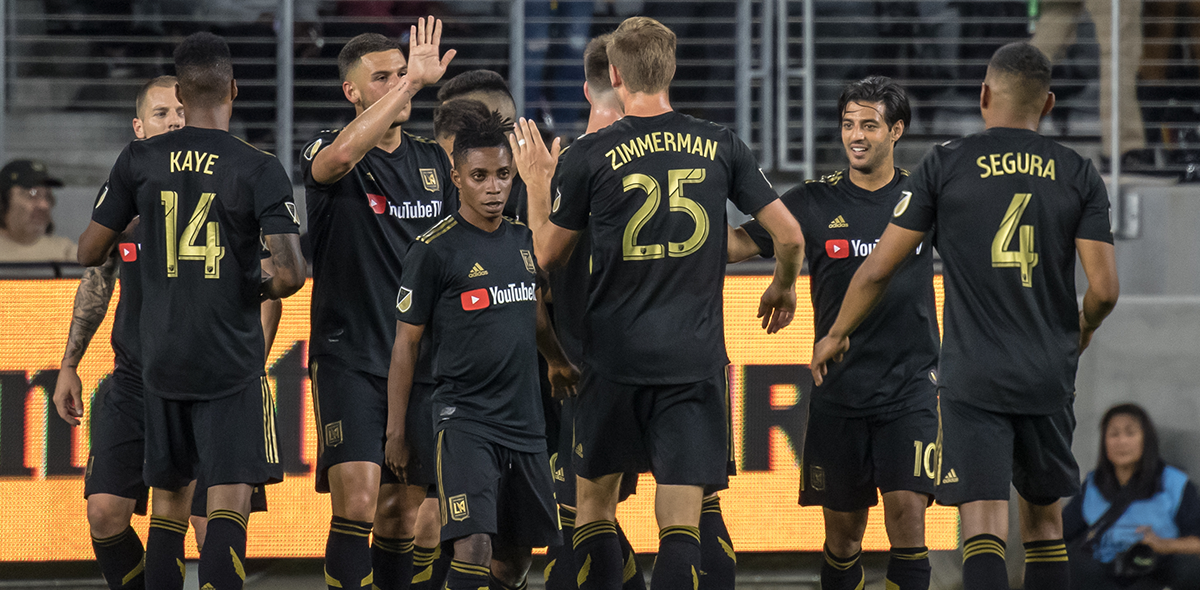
[1064,403,1200,589]
[0,159,75,262]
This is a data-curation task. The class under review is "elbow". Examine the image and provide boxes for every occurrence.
[279,272,306,298]
[77,247,105,268]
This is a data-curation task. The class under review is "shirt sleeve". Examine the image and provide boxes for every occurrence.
[1175,479,1200,538]
[727,132,779,215]
[890,146,940,233]
[1075,161,1115,244]
[300,131,336,188]
[395,240,443,327]
[740,219,774,259]
[253,159,301,236]
[548,145,591,231]
[91,148,138,232]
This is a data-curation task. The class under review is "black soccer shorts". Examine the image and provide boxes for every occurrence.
[934,394,1080,506]
[143,376,284,491]
[190,481,269,517]
[572,368,731,488]
[436,428,561,547]
[553,397,639,508]
[799,392,939,512]
[404,381,438,489]
[309,356,405,492]
[84,372,149,514]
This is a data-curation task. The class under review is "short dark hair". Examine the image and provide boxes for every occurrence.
[987,42,1052,109]
[584,34,614,92]
[1094,403,1165,502]
[434,98,493,140]
[837,76,911,131]
[607,17,675,93]
[437,69,513,103]
[452,110,512,167]
[135,75,178,119]
[173,32,233,108]
[338,33,402,81]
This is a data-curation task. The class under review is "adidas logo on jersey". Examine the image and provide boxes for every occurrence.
[828,215,849,229]
[942,469,959,483]
[468,263,488,278]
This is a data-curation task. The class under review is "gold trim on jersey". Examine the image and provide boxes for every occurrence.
[934,397,945,486]
[233,135,273,157]
[436,430,448,526]
[261,377,279,464]
[311,362,324,457]
[418,216,458,244]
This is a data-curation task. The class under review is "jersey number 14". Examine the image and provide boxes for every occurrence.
[991,192,1038,288]
[161,191,225,279]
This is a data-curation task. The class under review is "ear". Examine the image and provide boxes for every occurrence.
[979,82,990,111]
[583,81,593,105]
[609,64,623,89]
[229,79,238,102]
[132,118,145,140]
[1040,91,1056,119]
[175,83,183,106]
[451,167,463,190]
[890,119,905,143]
[343,80,359,105]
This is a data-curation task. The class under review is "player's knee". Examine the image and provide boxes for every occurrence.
[452,533,492,565]
[491,551,532,588]
[883,492,928,529]
[87,498,134,539]
[334,489,379,522]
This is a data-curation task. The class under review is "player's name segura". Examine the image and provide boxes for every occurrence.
[976,152,1057,180]
[490,282,536,305]
[169,150,220,175]
[606,132,718,171]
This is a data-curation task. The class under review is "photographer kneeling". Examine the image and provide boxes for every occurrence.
[1064,403,1200,589]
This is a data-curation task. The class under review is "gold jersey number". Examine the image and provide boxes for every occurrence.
[991,192,1039,287]
[621,168,710,261]
[161,190,225,279]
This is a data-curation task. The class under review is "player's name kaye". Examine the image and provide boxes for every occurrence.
[367,193,443,219]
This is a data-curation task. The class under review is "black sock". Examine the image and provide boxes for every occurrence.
[820,545,864,590]
[961,534,1008,590]
[445,560,489,590]
[1023,539,1069,590]
[145,515,188,590]
[489,573,529,590]
[411,544,438,590]
[616,522,645,590]
[545,506,575,590]
[325,516,374,589]
[198,510,248,590]
[885,546,930,590]
[92,526,146,590]
[698,497,734,590]
[574,520,622,590]
[655,526,701,590]
[372,535,415,590]
[429,541,453,590]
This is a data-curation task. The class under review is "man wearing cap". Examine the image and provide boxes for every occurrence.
[0,159,75,262]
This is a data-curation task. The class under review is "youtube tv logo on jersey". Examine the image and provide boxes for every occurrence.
[461,288,490,311]
[366,193,387,215]
[118,243,137,262]
[826,239,850,259]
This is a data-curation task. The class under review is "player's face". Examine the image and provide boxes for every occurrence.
[841,101,900,174]
[135,85,185,139]
[1104,413,1145,470]
[4,185,54,236]
[349,50,410,127]
[452,147,514,222]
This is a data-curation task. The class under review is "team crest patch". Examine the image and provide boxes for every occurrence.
[420,168,439,192]
[810,465,825,491]
[893,191,912,218]
[396,287,413,313]
[521,250,536,274]
[303,138,322,161]
[449,494,470,521]
[325,421,344,447]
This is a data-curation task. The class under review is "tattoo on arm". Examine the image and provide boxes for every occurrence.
[62,257,119,367]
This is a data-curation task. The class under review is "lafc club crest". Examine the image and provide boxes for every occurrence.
[420,168,439,192]
[810,464,826,491]
[520,249,536,274]
[449,494,470,521]
[325,420,344,447]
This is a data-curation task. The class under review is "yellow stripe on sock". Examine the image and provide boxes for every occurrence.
[325,568,344,588]
[622,551,638,583]
[577,554,592,588]
[231,547,245,581]
[659,525,700,544]
[122,554,146,585]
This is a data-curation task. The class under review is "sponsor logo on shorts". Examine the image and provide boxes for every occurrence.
[810,465,826,491]
[575,443,584,458]
[324,420,344,447]
[942,468,958,483]
[449,494,469,521]
[420,168,440,192]
[520,249,536,274]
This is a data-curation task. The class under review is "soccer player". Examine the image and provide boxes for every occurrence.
[301,18,455,590]
[728,76,939,590]
[810,43,1120,590]
[77,31,306,590]
[387,111,575,590]
[433,98,492,158]
[521,16,804,590]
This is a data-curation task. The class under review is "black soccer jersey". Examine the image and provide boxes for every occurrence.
[91,127,300,400]
[303,130,456,380]
[395,213,544,452]
[891,127,1113,414]
[110,219,143,380]
[545,146,589,363]
[550,112,778,384]
[743,169,939,417]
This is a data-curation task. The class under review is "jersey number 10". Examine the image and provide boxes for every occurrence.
[991,192,1039,288]
[621,168,710,261]
[161,191,225,279]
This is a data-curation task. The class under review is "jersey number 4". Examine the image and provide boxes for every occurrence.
[161,191,225,279]
[622,168,710,261]
[991,193,1039,288]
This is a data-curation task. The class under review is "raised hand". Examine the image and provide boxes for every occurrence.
[508,117,562,188]
[405,16,456,88]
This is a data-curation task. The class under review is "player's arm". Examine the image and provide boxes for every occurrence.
[260,255,283,358]
[386,320,424,478]
[53,256,120,425]
[78,221,121,267]
[535,286,579,399]
[261,233,306,300]
[810,223,926,385]
[752,199,805,333]
[727,224,764,263]
[509,117,580,270]
[309,16,455,185]
[1076,238,1119,352]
